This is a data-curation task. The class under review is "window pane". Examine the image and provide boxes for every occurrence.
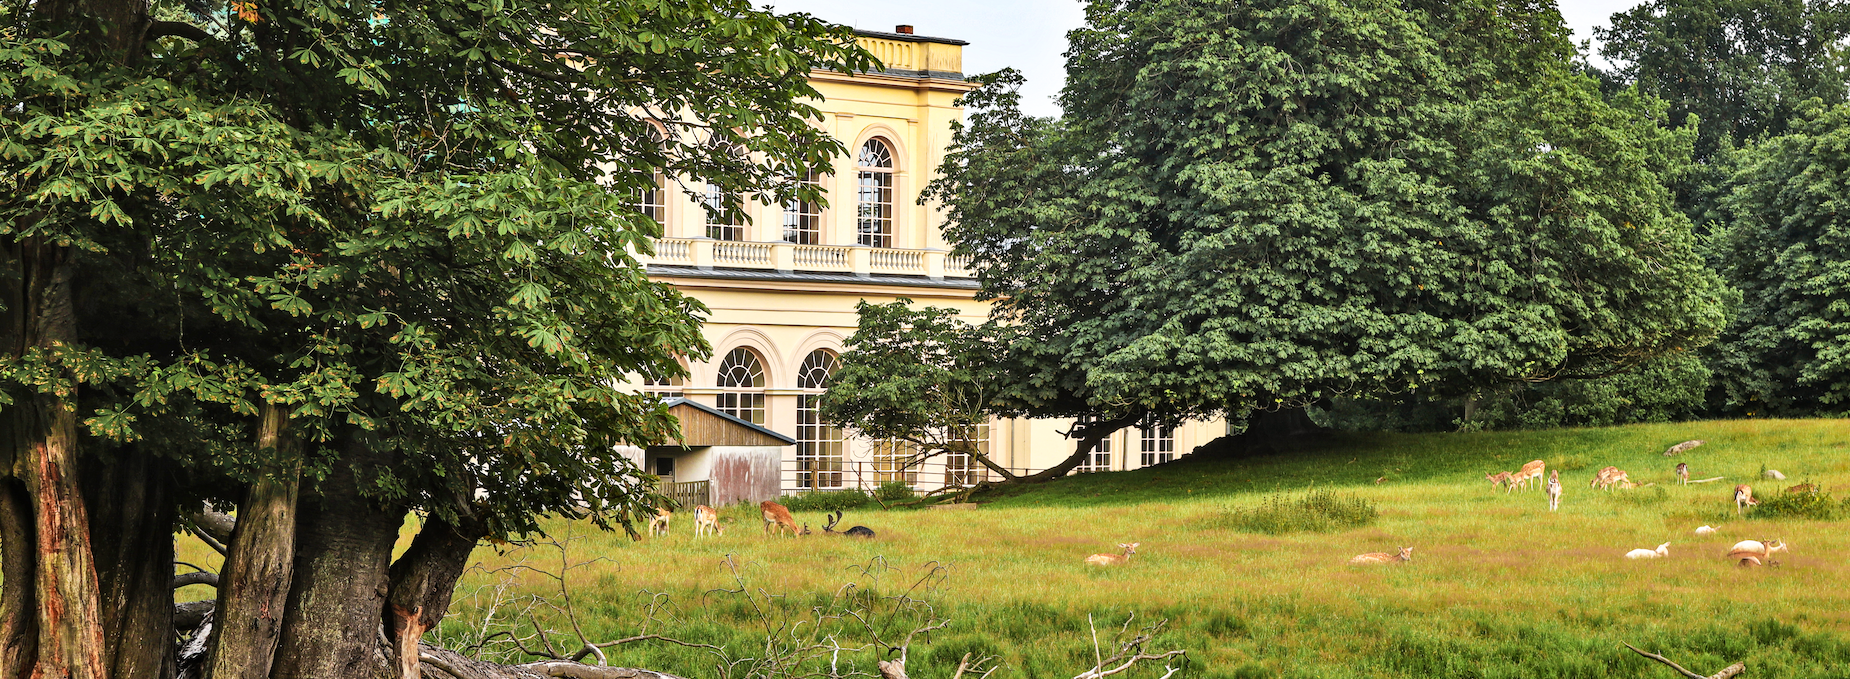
[783,172,822,245]
[857,171,892,248]
[706,185,743,241]
[636,172,665,226]
[1140,423,1174,467]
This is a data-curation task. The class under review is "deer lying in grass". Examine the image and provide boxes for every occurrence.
[694,505,723,538]
[1085,542,1139,566]
[648,508,672,537]
[1694,525,1717,536]
[816,510,875,539]
[1546,470,1561,511]
[1485,471,1512,492]
[1508,460,1546,491]
[1734,485,1758,515]
[761,500,799,537]
[1728,539,1786,564]
[1348,547,1413,565]
[1676,463,1689,485]
[1786,483,1815,495]
[1625,542,1670,559]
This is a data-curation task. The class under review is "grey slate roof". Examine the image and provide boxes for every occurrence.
[647,265,980,290]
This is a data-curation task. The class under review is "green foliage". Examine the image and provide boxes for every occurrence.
[778,490,872,513]
[930,0,1730,428]
[873,480,917,504]
[1220,488,1377,535]
[1595,0,1850,163]
[822,300,1006,464]
[1469,352,1713,430]
[1755,485,1847,520]
[1704,102,1850,418]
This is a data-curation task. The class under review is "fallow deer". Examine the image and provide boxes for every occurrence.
[648,508,672,537]
[1084,542,1139,566]
[1349,547,1413,565]
[1546,469,1561,512]
[1508,460,1546,491]
[1485,471,1512,492]
[1675,463,1689,485]
[1592,467,1631,491]
[1734,485,1758,515]
[694,505,723,538]
[1624,542,1670,559]
[1786,483,1815,495]
[817,510,875,539]
[1662,439,1705,457]
[1728,539,1787,561]
[761,500,799,537]
[1694,525,1717,536]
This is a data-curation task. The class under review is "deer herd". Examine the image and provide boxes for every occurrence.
[643,439,1815,572]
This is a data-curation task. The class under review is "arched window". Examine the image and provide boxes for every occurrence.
[783,171,822,245]
[706,185,743,241]
[714,347,766,424]
[856,138,895,248]
[795,350,843,489]
[638,361,685,400]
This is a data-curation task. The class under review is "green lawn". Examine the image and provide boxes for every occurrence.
[304,419,1850,677]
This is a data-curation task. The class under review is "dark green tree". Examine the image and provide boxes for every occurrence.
[930,0,1730,447]
[0,0,870,677]
[1704,102,1850,417]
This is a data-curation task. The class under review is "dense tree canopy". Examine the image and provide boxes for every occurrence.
[931,0,1731,436]
[0,0,870,676]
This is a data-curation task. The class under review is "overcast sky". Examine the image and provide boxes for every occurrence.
[765,0,1646,118]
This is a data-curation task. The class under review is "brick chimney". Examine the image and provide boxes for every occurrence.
[895,24,914,34]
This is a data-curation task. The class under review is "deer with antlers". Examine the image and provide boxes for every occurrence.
[761,500,800,537]
[693,504,723,538]
[814,510,876,539]
[1085,542,1139,566]
[1734,485,1758,515]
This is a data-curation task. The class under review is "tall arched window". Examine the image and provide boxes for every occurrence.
[706,185,743,241]
[795,350,842,489]
[714,347,766,424]
[783,171,822,245]
[856,139,895,248]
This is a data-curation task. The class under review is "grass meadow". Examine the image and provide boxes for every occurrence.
[178,418,1850,677]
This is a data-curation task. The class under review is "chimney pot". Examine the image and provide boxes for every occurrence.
[895,24,914,34]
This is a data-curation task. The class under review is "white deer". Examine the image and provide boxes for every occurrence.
[1625,542,1670,559]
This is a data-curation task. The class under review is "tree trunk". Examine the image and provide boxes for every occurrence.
[386,514,489,679]
[271,440,403,679]
[0,477,38,679]
[1011,413,1142,483]
[2,239,110,679]
[205,404,300,679]
[83,449,176,679]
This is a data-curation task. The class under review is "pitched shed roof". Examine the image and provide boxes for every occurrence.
[658,397,796,447]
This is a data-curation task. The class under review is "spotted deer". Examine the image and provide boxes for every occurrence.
[648,508,672,537]
[1349,547,1413,565]
[1084,542,1139,566]
[1508,460,1546,491]
[1734,485,1758,515]
[1591,467,1632,491]
[1675,463,1689,485]
[1485,471,1512,492]
[693,505,723,538]
[760,500,800,537]
[1546,469,1561,511]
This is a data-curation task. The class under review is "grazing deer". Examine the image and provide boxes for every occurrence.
[1592,467,1631,491]
[648,508,672,537]
[1694,525,1717,536]
[760,500,799,537]
[1485,471,1512,492]
[1662,439,1705,457]
[1085,542,1139,566]
[1675,463,1689,485]
[817,511,876,539]
[1624,542,1670,560]
[1509,460,1546,491]
[1734,485,1758,515]
[693,505,723,538]
[1546,470,1561,512]
[1349,547,1413,565]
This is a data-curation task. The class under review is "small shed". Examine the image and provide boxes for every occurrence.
[646,397,794,507]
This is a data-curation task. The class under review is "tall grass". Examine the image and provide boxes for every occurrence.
[171,418,1850,678]
[1221,488,1377,534]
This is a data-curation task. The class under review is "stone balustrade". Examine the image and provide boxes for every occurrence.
[643,238,973,281]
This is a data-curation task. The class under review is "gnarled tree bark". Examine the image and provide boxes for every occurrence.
[387,512,490,679]
[0,477,38,678]
[204,403,300,679]
[84,448,177,679]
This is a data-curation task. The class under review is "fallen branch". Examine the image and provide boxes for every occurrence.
[1624,642,1745,679]
[173,571,219,589]
[1686,477,1728,484]
[564,634,723,663]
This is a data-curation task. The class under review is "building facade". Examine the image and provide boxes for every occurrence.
[631,27,1224,499]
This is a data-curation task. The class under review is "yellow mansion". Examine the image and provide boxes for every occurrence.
[630,26,1224,502]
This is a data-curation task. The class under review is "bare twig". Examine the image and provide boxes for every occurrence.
[1624,642,1746,679]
